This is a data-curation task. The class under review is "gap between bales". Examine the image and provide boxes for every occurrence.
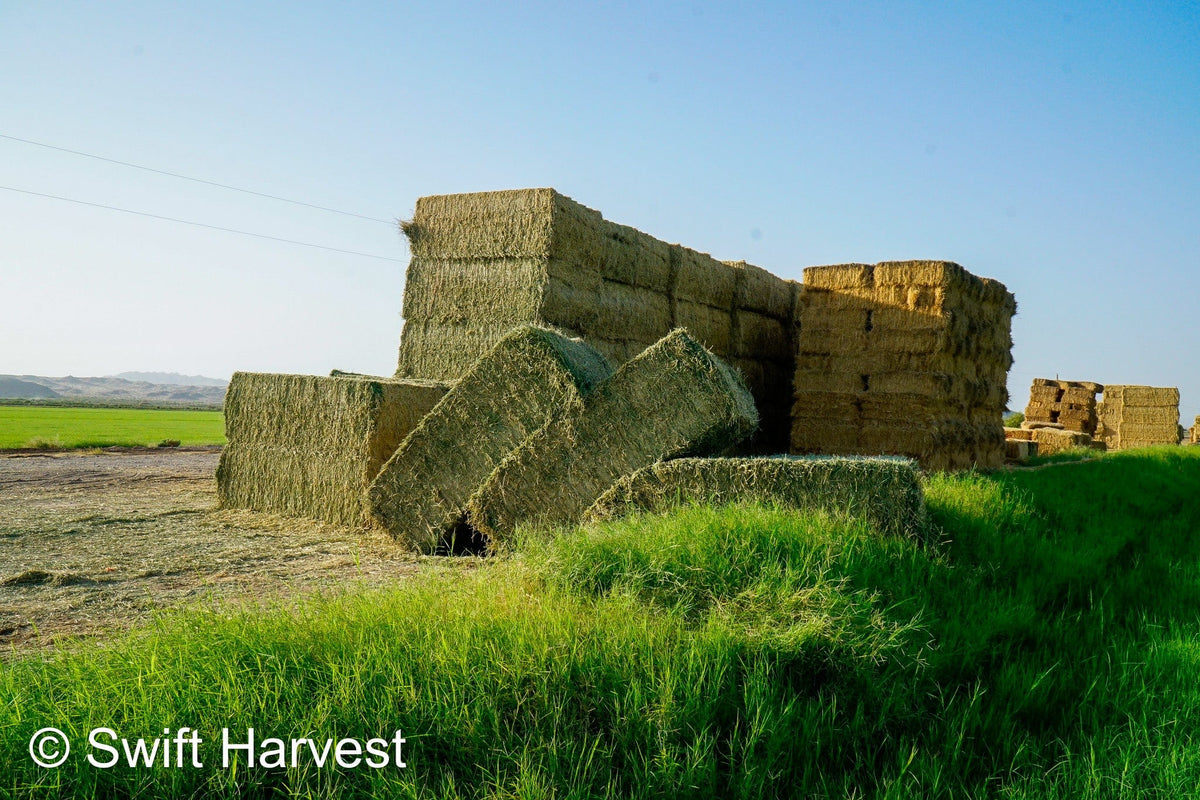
[4,448,1200,798]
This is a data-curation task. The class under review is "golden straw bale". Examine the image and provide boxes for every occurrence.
[675,247,737,307]
[802,263,875,290]
[675,300,733,354]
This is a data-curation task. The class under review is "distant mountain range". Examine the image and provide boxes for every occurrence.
[0,373,228,407]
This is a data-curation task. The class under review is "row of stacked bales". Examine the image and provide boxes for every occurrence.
[1095,385,1181,450]
[1024,378,1103,434]
[394,188,799,452]
[791,261,1015,470]
[217,373,449,525]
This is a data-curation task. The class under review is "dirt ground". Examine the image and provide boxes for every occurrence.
[0,448,449,657]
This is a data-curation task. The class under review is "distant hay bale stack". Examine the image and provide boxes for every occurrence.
[584,455,925,537]
[791,261,1015,470]
[368,326,612,552]
[1096,385,1180,450]
[393,188,796,452]
[465,330,758,545]
[217,372,449,526]
[1023,378,1103,435]
[1188,415,1200,445]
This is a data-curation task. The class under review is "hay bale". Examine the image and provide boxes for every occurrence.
[1005,428,1035,441]
[675,248,737,307]
[368,326,612,551]
[728,260,793,319]
[218,373,450,525]
[675,300,733,354]
[465,330,758,544]
[1032,427,1092,455]
[1005,439,1036,460]
[1104,385,1180,407]
[732,310,791,361]
[803,263,875,290]
[585,455,925,537]
[590,280,672,342]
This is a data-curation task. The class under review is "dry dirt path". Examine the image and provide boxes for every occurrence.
[0,448,438,657]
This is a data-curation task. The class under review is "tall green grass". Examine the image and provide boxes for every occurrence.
[0,406,225,449]
[3,446,1200,797]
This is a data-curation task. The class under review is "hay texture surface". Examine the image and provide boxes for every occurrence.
[792,261,1015,470]
[368,326,612,552]
[1096,385,1180,450]
[394,188,795,452]
[217,373,449,526]
[585,455,924,537]
[465,330,758,544]
[1023,378,1103,434]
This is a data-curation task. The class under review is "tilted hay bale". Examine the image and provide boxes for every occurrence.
[217,373,450,526]
[585,455,925,538]
[465,330,758,544]
[368,326,613,551]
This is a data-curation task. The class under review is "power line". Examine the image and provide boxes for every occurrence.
[0,184,405,263]
[0,133,395,225]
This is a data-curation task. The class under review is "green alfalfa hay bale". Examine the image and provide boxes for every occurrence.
[217,373,450,525]
[584,455,925,538]
[396,320,535,381]
[402,188,558,261]
[465,329,758,545]
[368,325,613,552]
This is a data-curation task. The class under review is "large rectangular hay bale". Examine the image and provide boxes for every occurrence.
[465,330,758,544]
[803,263,874,290]
[674,248,737,307]
[675,300,733,353]
[368,326,613,551]
[217,373,450,526]
[584,455,925,537]
[1104,385,1180,407]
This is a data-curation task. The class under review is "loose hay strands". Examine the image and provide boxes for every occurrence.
[584,455,925,538]
[466,330,759,545]
[217,373,449,525]
[368,326,613,552]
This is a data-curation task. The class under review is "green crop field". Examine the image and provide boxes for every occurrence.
[4,446,1200,797]
[0,406,225,449]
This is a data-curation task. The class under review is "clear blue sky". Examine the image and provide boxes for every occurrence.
[2,2,1197,420]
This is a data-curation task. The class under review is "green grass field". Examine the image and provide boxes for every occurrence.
[3,446,1199,797]
[0,406,225,449]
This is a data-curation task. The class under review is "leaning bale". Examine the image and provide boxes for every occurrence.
[466,330,758,544]
[368,326,612,552]
[585,455,925,538]
[217,373,450,525]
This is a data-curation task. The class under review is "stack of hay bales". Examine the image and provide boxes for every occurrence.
[791,261,1015,470]
[1189,416,1200,445]
[1024,378,1103,434]
[586,455,925,537]
[465,330,758,545]
[1095,385,1181,450]
[217,373,449,525]
[367,326,612,552]
[394,188,798,452]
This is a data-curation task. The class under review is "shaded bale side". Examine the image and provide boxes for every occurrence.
[218,374,450,525]
[585,455,925,538]
[732,310,791,361]
[465,330,758,544]
[395,320,583,381]
[368,326,613,551]
[727,260,794,319]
